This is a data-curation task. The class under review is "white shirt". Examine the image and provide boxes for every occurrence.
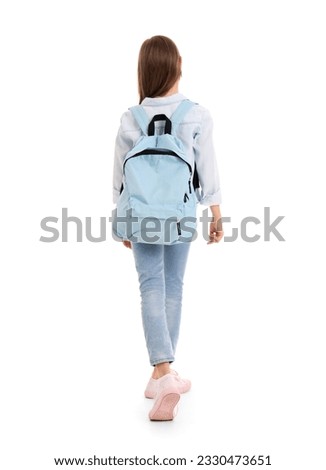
[113,93,222,206]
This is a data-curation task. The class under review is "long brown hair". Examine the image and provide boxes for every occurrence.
[138,35,181,103]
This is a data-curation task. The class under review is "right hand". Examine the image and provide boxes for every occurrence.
[207,222,224,244]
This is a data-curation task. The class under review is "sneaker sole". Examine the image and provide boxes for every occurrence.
[145,383,191,399]
[149,392,180,421]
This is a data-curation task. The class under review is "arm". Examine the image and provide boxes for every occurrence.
[113,113,135,204]
[113,112,136,249]
[193,108,223,244]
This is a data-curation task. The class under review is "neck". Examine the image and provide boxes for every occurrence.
[163,82,179,97]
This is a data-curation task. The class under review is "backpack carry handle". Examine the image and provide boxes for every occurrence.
[148,114,172,136]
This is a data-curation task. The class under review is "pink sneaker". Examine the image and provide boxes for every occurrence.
[148,373,180,421]
[145,370,191,399]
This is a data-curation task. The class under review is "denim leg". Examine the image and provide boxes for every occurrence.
[164,243,191,355]
[132,243,174,366]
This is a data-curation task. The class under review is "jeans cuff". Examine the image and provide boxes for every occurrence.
[151,357,175,367]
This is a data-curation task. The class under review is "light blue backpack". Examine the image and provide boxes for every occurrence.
[113,100,199,244]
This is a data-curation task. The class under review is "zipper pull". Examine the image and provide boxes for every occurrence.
[184,193,189,203]
[177,221,181,236]
[188,180,192,194]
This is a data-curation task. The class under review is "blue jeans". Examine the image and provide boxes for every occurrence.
[132,242,191,366]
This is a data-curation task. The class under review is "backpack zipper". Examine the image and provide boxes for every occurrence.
[124,149,193,178]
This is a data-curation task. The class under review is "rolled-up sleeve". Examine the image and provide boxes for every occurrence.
[193,109,222,206]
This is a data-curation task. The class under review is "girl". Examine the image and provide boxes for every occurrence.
[113,35,223,421]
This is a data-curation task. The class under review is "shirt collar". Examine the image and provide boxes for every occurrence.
[141,93,187,106]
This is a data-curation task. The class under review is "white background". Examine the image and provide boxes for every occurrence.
[1,1,325,469]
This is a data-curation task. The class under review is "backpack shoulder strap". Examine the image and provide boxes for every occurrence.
[129,105,149,135]
[171,100,200,189]
[170,100,197,135]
